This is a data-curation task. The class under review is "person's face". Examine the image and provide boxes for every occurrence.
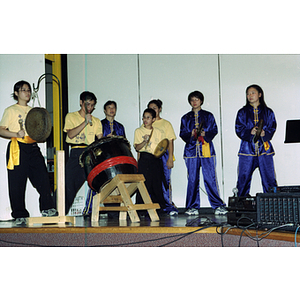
[148,103,161,118]
[15,84,31,102]
[104,104,116,118]
[247,88,261,106]
[81,99,96,114]
[143,112,155,127]
[190,96,202,110]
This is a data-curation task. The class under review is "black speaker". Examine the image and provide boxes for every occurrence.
[227,196,257,226]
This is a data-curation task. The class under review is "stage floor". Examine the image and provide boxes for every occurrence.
[0,210,299,247]
[0,210,225,229]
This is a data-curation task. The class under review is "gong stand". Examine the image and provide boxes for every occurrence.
[91,174,160,224]
[27,150,76,227]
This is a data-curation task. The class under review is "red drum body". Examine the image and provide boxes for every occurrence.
[79,136,138,192]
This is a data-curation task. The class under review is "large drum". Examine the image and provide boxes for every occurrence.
[79,136,138,192]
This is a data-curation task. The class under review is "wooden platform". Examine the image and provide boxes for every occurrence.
[91,174,160,224]
[0,213,299,247]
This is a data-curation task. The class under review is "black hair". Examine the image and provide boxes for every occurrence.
[104,100,117,110]
[147,99,162,109]
[80,91,97,104]
[143,108,156,119]
[246,84,267,108]
[12,80,31,100]
[188,90,204,105]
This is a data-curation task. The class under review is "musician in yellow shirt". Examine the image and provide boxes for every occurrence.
[147,99,178,215]
[134,108,165,215]
[63,91,103,215]
[0,80,56,225]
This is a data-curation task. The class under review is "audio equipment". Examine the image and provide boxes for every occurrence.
[256,193,300,227]
[268,185,300,193]
[227,196,257,226]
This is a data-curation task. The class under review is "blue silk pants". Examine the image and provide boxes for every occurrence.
[161,150,178,213]
[184,156,224,210]
[236,154,277,197]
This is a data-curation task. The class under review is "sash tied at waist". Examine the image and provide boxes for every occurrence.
[7,136,36,170]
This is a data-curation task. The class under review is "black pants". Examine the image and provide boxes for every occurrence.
[6,142,55,219]
[136,152,165,210]
[65,148,86,214]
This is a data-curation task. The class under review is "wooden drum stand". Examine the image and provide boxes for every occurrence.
[91,174,160,224]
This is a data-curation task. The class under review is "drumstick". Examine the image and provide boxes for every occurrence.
[195,120,204,138]
[18,119,24,139]
[145,128,153,148]
[254,119,264,143]
[85,101,92,126]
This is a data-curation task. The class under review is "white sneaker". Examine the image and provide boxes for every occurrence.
[169,210,178,216]
[185,208,199,215]
[15,217,27,225]
[214,206,228,215]
[41,208,57,217]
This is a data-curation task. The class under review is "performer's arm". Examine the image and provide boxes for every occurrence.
[0,126,24,139]
[166,139,174,169]
[262,109,277,141]
[203,113,218,142]
[66,115,92,139]
[179,116,194,143]
[134,135,149,151]
[235,110,253,142]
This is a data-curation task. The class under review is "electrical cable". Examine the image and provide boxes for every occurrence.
[237,223,294,246]
[0,223,218,247]
[294,225,300,247]
[0,238,60,247]
[158,224,219,247]
[185,216,212,227]
[217,215,295,246]
[216,224,237,247]
[238,222,256,247]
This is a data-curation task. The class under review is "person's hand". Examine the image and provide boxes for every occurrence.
[85,114,92,125]
[166,157,174,169]
[251,126,257,135]
[17,130,25,138]
[192,128,197,137]
[143,134,150,143]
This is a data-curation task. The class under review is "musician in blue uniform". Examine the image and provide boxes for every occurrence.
[82,100,126,216]
[235,84,277,196]
[180,90,226,215]
[100,100,126,138]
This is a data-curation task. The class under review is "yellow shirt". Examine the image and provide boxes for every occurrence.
[64,111,102,145]
[152,118,176,141]
[0,104,31,136]
[143,118,176,161]
[134,126,164,155]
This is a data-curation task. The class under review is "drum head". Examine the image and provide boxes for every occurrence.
[154,138,169,158]
[25,107,52,142]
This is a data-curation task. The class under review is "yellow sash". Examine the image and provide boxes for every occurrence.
[7,136,36,170]
[264,141,270,151]
[71,145,87,149]
[202,140,211,158]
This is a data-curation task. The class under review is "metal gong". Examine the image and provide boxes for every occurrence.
[25,107,52,143]
[153,138,169,158]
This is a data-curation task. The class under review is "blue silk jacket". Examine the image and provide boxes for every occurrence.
[180,109,218,158]
[235,104,276,156]
[101,118,126,137]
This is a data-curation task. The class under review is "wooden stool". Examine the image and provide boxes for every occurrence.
[27,150,76,227]
[91,174,160,223]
